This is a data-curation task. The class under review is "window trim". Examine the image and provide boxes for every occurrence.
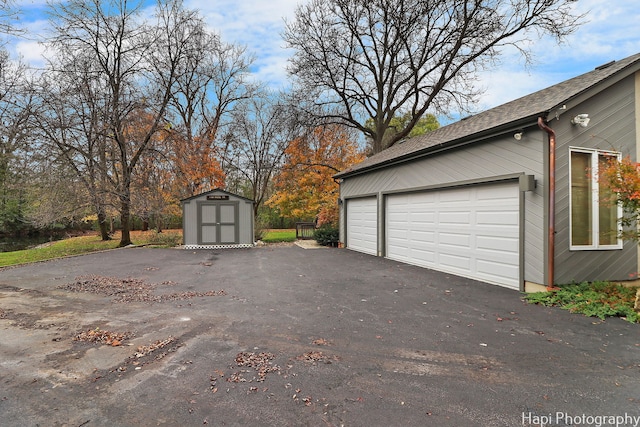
[569,147,623,251]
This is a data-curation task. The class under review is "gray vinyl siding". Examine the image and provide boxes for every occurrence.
[236,200,256,244]
[553,74,638,284]
[340,131,546,285]
[183,201,197,245]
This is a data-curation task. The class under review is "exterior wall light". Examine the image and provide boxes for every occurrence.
[571,114,590,128]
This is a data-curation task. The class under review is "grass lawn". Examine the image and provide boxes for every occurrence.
[0,230,183,268]
[0,229,299,268]
[261,229,297,243]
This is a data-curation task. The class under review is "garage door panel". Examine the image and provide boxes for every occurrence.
[439,232,471,248]
[476,251,519,267]
[412,230,435,241]
[409,247,435,258]
[408,211,435,223]
[439,191,470,202]
[439,253,471,271]
[386,183,520,289]
[476,235,518,252]
[347,198,378,255]
[405,243,435,260]
[476,260,519,282]
[439,211,471,225]
[477,211,518,226]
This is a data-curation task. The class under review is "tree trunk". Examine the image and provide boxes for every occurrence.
[97,211,110,241]
[154,213,162,233]
[119,192,132,247]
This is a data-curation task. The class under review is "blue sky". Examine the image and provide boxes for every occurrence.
[9,0,640,114]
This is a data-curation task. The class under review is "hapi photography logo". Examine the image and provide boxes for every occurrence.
[522,412,640,427]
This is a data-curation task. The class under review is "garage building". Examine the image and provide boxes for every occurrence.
[335,53,640,291]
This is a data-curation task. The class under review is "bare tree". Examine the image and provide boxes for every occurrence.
[0,51,34,233]
[0,0,23,39]
[283,0,583,154]
[45,0,205,246]
[221,92,301,219]
[165,25,256,198]
[25,156,92,230]
[33,54,115,240]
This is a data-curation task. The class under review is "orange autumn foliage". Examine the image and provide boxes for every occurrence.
[167,132,226,198]
[124,109,225,224]
[599,156,640,202]
[267,125,365,226]
[123,110,180,223]
[599,155,640,239]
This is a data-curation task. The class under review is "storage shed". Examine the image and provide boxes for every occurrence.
[181,189,255,249]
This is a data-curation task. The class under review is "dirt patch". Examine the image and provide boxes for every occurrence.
[0,308,56,329]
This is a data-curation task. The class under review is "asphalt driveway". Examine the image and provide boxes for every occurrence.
[0,244,638,426]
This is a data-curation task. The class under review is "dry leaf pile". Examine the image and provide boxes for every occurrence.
[153,290,227,302]
[295,350,338,365]
[134,337,177,358]
[74,328,134,346]
[100,336,180,377]
[229,351,280,383]
[57,275,225,303]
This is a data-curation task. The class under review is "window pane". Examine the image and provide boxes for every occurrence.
[571,151,592,246]
[598,154,619,245]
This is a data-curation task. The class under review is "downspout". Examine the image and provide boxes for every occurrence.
[537,116,556,290]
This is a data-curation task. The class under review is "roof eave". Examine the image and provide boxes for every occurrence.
[334,114,544,180]
[180,188,255,203]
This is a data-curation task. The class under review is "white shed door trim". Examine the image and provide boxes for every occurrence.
[386,183,520,289]
[346,197,378,255]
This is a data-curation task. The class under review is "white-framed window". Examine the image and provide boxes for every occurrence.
[569,147,622,250]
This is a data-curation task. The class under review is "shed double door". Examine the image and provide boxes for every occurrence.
[198,202,239,245]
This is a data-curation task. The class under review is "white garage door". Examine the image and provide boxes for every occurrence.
[386,183,520,289]
[346,197,378,255]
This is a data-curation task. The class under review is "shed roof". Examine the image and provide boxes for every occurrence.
[180,188,255,203]
[335,52,640,179]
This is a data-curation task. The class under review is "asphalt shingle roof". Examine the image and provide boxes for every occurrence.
[335,52,640,179]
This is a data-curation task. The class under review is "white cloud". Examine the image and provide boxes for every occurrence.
[185,0,301,87]
[13,39,46,65]
[474,69,550,111]
[190,0,640,109]
[6,0,640,110]
[473,0,640,109]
